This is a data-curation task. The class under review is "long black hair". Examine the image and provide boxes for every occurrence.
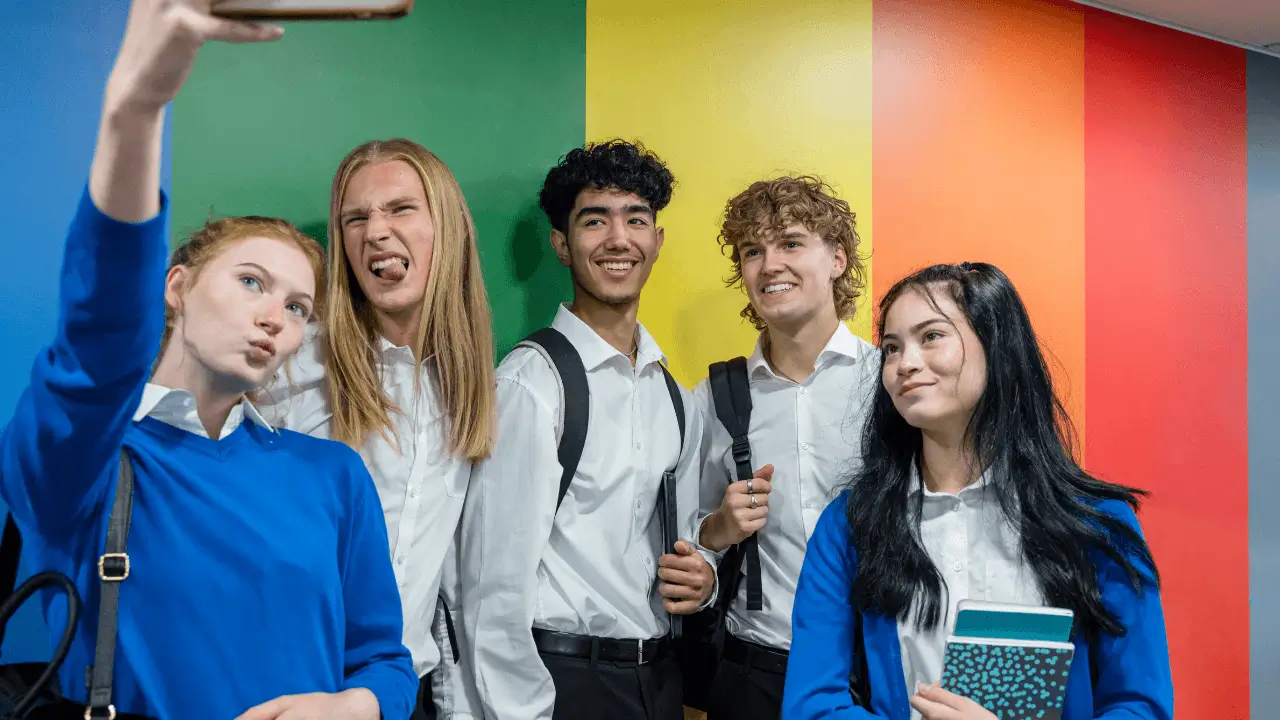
[846,262,1159,640]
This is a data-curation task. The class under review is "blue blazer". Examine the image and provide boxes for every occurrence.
[782,490,1174,719]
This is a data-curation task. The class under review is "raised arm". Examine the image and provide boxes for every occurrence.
[460,376,561,720]
[784,494,885,719]
[0,1,282,538]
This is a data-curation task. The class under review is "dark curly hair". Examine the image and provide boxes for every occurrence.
[538,140,675,234]
[719,175,866,330]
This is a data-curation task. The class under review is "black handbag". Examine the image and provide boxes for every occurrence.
[0,449,150,719]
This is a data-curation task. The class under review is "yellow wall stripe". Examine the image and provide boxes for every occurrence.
[586,0,875,387]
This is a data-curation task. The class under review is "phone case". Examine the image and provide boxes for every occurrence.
[213,0,413,21]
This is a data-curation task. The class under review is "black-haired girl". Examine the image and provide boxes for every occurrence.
[783,263,1173,719]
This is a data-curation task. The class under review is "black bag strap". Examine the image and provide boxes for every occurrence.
[87,449,136,718]
[706,358,763,612]
[0,514,25,648]
[0,449,134,719]
[519,328,690,638]
[657,363,686,639]
[517,328,590,513]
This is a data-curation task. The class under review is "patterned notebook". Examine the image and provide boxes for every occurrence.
[941,637,1075,720]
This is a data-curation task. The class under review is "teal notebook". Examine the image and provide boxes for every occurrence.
[940,601,1076,720]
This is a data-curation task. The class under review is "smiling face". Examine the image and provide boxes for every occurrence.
[163,235,317,393]
[551,187,664,307]
[339,159,435,330]
[738,221,846,332]
[879,285,987,435]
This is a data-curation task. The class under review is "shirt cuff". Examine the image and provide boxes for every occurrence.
[693,512,729,565]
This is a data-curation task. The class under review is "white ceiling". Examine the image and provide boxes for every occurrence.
[1072,0,1280,56]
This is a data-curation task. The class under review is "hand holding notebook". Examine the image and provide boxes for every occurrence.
[931,600,1076,720]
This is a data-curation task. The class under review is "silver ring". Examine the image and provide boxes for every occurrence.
[746,479,754,494]
[750,493,758,509]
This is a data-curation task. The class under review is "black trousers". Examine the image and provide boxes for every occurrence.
[705,636,788,720]
[410,672,437,720]
[539,649,683,720]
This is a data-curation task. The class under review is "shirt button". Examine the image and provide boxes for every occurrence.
[800,388,807,395]
[635,442,642,450]
[396,555,405,565]
[409,488,419,499]
[952,561,963,572]
[805,501,814,509]
[800,442,811,451]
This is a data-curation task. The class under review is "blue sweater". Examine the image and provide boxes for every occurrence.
[0,188,416,719]
[783,490,1174,719]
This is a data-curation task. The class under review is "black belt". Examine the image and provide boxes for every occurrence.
[723,634,789,675]
[532,628,672,666]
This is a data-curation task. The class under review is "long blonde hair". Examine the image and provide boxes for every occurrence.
[324,139,495,460]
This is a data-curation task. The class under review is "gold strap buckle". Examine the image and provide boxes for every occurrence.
[98,553,129,582]
[85,704,116,720]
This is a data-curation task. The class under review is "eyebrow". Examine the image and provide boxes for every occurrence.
[574,203,653,222]
[340,195,420,221]
[881,317,948,342]
[235,262,316,306]
[780,230,807,240]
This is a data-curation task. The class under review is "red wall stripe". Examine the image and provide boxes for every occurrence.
[1083,8,1250,717]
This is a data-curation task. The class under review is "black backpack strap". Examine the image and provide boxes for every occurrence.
[87,449,136,719]
[517,328,590,513]
[707,357,763,611]
[0,514,24,648]
[657,364,686,639]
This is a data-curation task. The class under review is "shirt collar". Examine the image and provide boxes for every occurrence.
[747,322,870,380]
[908,464,994,498]
[550,303,667,371]
[378,334,418,365]
[133,383,276,434]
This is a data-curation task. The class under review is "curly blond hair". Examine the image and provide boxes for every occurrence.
[718,175,866,330]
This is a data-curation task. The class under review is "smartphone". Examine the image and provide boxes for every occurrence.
[212,0,413,21]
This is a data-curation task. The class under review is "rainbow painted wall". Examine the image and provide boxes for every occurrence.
[2,0,1277,717]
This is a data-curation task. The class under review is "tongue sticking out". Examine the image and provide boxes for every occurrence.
[376,261,409,283]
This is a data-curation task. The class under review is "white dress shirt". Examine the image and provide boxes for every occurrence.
[900,471,1044,720]
[135,383,275,438]
[459,304,705,720]
[257,324,471,679]
[694,323,878,651]
[430,528,484,719]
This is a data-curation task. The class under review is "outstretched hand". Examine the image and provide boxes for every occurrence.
[108,0,283,114]
[92,0,283,222]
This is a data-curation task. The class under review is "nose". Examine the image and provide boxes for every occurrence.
[603,219,630,251]
[365,209,392,244]
[257,298,285,336]
[761,245,785,275]
[897,344,923,376]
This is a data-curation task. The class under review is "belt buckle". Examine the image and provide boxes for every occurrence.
[637,638,644,665]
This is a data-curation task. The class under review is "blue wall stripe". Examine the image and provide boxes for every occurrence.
[0,2,172,662]
[1248,50,1280,713]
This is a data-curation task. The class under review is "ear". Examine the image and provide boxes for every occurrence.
[164,265,189,319]
[830,242,848,279]
[654,226,665,259]
[550,228,571,267]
